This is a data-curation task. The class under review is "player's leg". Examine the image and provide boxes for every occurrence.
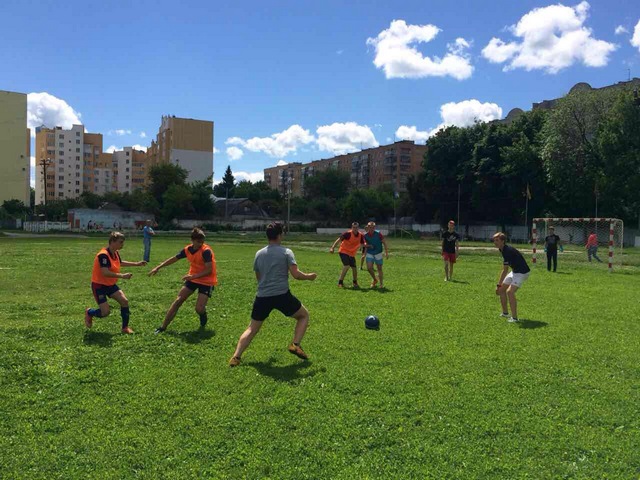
[449,256,455,280]
[506,285,520,320]
[231,319,264,361]
[552,250,557,272]
[443,256,449,281]
[547,251,552,271]
[376,262,384,288]
[497,276,511,316]
[110,289,132,333]
[157,285,194,332]
[230,296,270,365]
[194,289,211,327]
[86,284,111,328]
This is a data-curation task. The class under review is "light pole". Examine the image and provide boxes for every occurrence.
[286,175,293,234]
[38,158,53,214]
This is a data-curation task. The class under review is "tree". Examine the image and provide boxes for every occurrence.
[303,169,350,200]
[213,166,236,198]
[1,199,29,218]
[148,164,189,206]
[191,178,216,217]
[160,184,193,223]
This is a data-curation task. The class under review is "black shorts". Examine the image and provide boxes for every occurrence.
[184,281,214,298]
[339,252,356,267]
[251,290,302,321]
[91,282,120,305]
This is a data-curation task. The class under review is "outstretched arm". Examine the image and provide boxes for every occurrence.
[149,256,180,276]
[289,264,317,281]
[121,260,147,267]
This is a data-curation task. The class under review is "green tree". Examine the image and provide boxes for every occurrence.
[213,166,236,198]
[303,169,350,200]
[148,164,189,206]
[191,178,216,216]
[160,184,193,223]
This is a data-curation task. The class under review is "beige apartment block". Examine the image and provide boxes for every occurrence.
[0,90,30,206]
[148,115,214,183]
[264,140,427,197]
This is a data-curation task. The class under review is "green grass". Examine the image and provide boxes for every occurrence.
[0,234,638,479]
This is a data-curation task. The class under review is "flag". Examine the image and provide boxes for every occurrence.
[526,184,532,200]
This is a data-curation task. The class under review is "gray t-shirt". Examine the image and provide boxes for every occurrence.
[254,244,297,297]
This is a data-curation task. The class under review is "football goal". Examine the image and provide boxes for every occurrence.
[532,218,624,272]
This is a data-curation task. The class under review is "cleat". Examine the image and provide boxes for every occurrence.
[154,326,166,334]
[353,282,359,288]
[370,278,378,288]
[288,343,308,360]
[121,327,134,334]
[338,281,344,288]
[499,313,510,318]
[508,317,519,323]
[84,308,93,329]
[229,356,241,367]
[200,319,207,328]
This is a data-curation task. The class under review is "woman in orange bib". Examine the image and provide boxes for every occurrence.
[149,228,218,333]
[85,231,147,334]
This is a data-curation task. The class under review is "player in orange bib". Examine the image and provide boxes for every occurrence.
[330,221,365,288]
[84,231,147,334]
[149,228,218,333]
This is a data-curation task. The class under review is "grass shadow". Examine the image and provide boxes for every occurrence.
[552,271,572,275]
[518,319,548,329]
[177,328,216,344]
[247,356,316,382]
[448,279,470,284]
[82,330,114,347]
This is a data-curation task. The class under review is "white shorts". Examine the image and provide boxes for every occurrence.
[366,253,384,265]
[503,271,530,288]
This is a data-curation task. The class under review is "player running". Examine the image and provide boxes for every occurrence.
[441,220,460,281]
[149,228,218,333]
[330,221,365,288]
[363,222,389,288]
[84,231,147,334]
[492,232,530,323]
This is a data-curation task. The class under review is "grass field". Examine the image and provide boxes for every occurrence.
[0,233,638,479]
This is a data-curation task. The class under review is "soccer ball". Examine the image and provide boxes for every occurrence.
[365,315,380,330]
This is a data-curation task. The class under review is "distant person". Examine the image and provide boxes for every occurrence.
[544,226,562,272]
[441,220,460,281]
[329,221,365,288]
[229,222,317,367]
[142,220,155,262]
[586,232,602,263]
[149,228,217,333]
[363,221,389,288]
[87,220,93,231]
[84,231,147,334]
[492,232,530,323]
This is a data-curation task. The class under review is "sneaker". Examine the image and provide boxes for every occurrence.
[229,356,241,367]
[370,278,378,288]
[200,318,207,328]
[288,343,309,360]
[338,281,344,288]
[499,312,510,318]
[84,308,93,329]
[121,327,134,334]
[154,326,166,334]
[353,282,360,288]
[508,317,519,323]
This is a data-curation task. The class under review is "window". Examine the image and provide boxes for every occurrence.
[76,173,80,177]
[76,156,80,161]
[58,142,64,148]
[76,181,80,185]
[126,168,129,172]
[58,175,64,180]
[59,159,64,164]
[75,189,79,194]
[76,165,80,170]
[126,152,130,157]
[58,167,64,172]
[76,148,80,153]
[126,175,129,180]
[76,140,80,144]
[126,183,129,188]
[59,134,64,139]
[59,151,64,156]
[58,184,63,188]
[126,159,130,164]
[76,131,80,136]
[58,192,64,197]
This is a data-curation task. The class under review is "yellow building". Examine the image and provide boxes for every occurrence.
[0,90,30,206]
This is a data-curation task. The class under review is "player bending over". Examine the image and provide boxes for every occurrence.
[492,232,530,323]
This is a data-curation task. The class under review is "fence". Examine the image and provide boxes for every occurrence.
[23,221,72,232]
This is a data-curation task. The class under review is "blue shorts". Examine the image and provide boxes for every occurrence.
[184,280,214,298]
[91,282,120,305]
[366,253,384,265]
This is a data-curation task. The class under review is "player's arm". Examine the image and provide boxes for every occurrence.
[382,237,390,258]
[289,264,317,281]
[329,236,341,253]
[148,256,180,276]
[100,267,132,280]
[183,261,212,281]
[455,239,459,256]
[121,260,147,267]
[496,265,509,292]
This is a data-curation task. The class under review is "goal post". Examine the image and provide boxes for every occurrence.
[532,218,624,272]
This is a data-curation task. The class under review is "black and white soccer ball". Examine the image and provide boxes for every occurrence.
[365,315,380,330]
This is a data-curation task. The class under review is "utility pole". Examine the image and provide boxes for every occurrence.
[38,158,53,213]
[286,175,293,234]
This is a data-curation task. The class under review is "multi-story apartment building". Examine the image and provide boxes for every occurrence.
[146,115,214,183]
[0,90,30,206]
[264,140,427,197]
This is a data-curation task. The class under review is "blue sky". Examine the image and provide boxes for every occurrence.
[1,0,639,186]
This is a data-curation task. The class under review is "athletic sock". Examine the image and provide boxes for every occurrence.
[121,307,130,329]
[199,310,208,327]
[88,308,102,318]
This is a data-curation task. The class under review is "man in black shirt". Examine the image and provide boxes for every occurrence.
[441,220,461,281]
[544,226,562,272]
[492,232,530,323]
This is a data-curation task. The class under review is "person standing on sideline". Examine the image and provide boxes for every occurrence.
[492,232,530,323]
[142,220,155,263]
[330,221,365,288]
[363,222,389,288]
[586,232,602,262]
[229,222,317,367]
[149,228,217,333]
[441,220,461,281]
[84,231,147,334]
[544,226,562,272]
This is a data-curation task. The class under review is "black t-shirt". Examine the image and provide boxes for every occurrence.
[441,230,461,253]
[501,244,530,274]
[545,234,560,251]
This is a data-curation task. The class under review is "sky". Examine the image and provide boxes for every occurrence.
[1,0,639,188]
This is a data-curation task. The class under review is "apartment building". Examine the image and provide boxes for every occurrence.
[147,115,214,183]
[0,90,30,205]
[264,140,427,197]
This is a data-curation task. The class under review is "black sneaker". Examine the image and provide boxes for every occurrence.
[154,326,166,334]
[200,318,207,328]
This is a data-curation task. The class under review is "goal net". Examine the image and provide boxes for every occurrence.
[532,218,624,272]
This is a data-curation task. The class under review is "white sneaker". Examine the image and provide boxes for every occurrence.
[508,317,519,323]
[499,313,510,318]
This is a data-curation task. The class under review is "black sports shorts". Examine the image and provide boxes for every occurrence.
[339,252,356,267]
[251,290,302,321]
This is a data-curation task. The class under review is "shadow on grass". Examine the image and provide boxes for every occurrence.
[552,271,572,275]
[518,319,548,329]
[174,327,216,344]
[246,356,316,382]
[83,330,114,347]
[448,279,470,284]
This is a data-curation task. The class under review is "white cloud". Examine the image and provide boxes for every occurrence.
[106,145,118,153]
[140,131,147,138]
[213,171,263,185]
[316,122,379,155]
[226,146,244,161]
[30,156,35,167]
[366,19,473,80]
[131,144,147,152]
[27,92,82,135]
[397,100,503,140]
[225,125,314,158]
[109,129,132,136]
[615,25,628,35]
[482,1,616,73]
[276,160,288,166]
[213,147,220,154]
[632,20,640,51]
